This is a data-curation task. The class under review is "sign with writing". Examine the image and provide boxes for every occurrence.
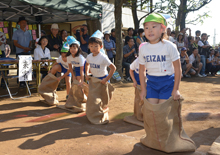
[19,55,32,81]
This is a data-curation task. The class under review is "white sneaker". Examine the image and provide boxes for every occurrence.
[197,74,203,77]
[126,77,132,82]
[202,74,207,77]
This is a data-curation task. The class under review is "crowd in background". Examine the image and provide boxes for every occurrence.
[0,15,220,87]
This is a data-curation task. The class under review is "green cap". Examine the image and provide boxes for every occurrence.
[60,42,69,53]
[144,13,167,27]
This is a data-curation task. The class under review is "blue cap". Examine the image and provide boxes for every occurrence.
[91,30,103,39]
[181,47,187,51]
[67,36,80,46]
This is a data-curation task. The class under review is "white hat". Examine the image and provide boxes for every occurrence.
[104,31,110,35]
[51,23,59,29]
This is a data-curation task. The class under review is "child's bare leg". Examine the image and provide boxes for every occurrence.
[65,76,71,95]
[76,76,81,83]
[147,98,159,104]
[50,64,62,75]
[158,99,167,104]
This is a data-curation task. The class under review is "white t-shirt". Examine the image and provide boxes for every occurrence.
[130,57,140,74]
[56,56,69,69]
[67,54,85,67]
[86,52,112,77]
[189,54,196,64]
[139,40,180,76]
[34,46,51,60]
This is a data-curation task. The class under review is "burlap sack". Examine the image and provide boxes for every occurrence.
[38,73,59,106]
[134,85,143,121]
[207,136,220,155]
[86,77,115,125]
[141,96,196,153]
[65,79,89,112]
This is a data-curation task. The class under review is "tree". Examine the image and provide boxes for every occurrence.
[87,0,101,36]
[114,0,124,78]
[157,0,212,30]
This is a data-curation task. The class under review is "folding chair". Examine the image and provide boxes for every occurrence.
[0,58,31,100]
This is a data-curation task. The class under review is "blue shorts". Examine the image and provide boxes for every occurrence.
[58,63,72,77]
[146,74,174,100]
[134,71,140,85]
[96,75,110,83]
[74,61,86,77]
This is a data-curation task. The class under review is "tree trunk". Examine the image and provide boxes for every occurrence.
[114,0,124,78]
[87,0,101,36]
[132,0,139,30]
[176,0,187,31]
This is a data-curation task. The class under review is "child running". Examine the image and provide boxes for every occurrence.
[66,36,85,84]
[85,31,116,84]
[48,43,71,98]
[139,13,181,104]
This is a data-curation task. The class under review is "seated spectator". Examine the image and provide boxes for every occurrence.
[34,36,51,78]
[180,47,192,78]
[188,36,194,56]
[136,28,146,52]
[60,30,68,44]
[169,31,176,43]
[206,48,216,75]
[123,37,137,81]
[110,28,116,43]
[103,31,116,63]
[176,33,184,53]
[212,50,220,75]
[125,27,134,45]
[188,48,203,77]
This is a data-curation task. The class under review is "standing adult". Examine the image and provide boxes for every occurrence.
[110,28,116,43]
[103,31,116,63]
[72,24,90,54]
[0,30,6,58]
[12,16,32,87]
[180,27,191,49]
[136,28,146,52]
[47,24,62,57]
[60,30,68,44]
[123,37,137,81]
[198,33,211,77]
[125,27,134,45]
[166,27,171,36]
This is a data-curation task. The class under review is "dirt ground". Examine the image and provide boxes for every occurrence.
[0,75,220,155]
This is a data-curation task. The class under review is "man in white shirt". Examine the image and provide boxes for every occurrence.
[188,48,203,77]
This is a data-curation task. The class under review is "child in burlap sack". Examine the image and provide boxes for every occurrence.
[85,30,116,124]
[48,42,72,98]
[64,36,88,111]
[138,13,196,153]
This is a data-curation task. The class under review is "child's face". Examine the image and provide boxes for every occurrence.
[210,50,214,55]
[89,43,102,55]
[41,38,48,47]
[144,22,165,44]
[193,49,198,55]
[171,33,175,37]
[70,44,78,56]
[61,53,67,61]
[181,50,187,54]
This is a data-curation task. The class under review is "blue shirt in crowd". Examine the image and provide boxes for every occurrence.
[110,36,116,43]
[75,31,90,53]
[12,28,32,54]
[103,39,115,59]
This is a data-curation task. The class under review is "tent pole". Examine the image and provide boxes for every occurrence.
[38,24,41,38]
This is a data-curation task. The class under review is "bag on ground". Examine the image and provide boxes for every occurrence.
[86,77,115,125]
[38,73,59,105]
[65,79,89,112]
[141,96,196,153]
